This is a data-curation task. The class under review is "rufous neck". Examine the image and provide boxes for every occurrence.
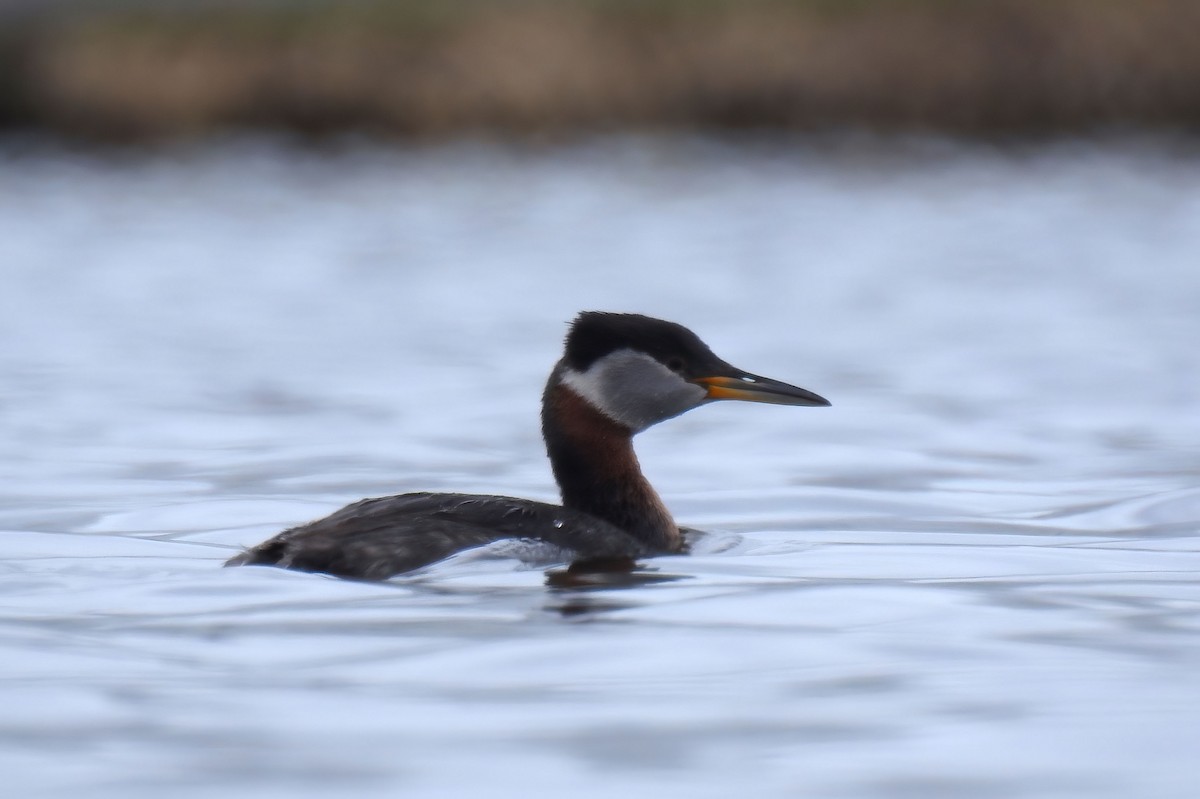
[541,370,681,552]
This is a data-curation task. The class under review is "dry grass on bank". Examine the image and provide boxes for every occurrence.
[3,0,1200,140]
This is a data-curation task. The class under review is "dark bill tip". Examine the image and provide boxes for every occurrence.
[693,374,831,407]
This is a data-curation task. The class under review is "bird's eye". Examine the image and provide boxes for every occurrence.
[666,357,685,373]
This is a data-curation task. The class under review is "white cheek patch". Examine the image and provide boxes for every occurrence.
[561,349,706,432]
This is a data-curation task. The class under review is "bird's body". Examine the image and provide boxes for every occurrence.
[226,312,829,580]
[226,492,647,581]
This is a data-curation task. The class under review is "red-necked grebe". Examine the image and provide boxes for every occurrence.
[226,312,830,579]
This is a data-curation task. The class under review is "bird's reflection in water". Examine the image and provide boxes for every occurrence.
[544,557,689,618]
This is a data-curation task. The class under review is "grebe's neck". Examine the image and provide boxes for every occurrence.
[541,366,681,552]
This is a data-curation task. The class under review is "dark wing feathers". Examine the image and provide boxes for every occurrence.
[226,492,650,580]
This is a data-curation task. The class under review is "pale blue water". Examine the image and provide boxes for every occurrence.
[1,136,1198,798]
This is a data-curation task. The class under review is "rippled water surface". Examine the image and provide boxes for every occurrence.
[2,137,1199,798]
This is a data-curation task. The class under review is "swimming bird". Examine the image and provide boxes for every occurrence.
[226,312,829,580]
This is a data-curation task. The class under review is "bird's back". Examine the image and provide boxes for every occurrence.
[225,492,651,580]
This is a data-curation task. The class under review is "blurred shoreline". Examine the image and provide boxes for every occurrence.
[3,0,1200,142]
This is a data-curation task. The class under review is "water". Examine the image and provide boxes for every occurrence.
[1,136,1198,798]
